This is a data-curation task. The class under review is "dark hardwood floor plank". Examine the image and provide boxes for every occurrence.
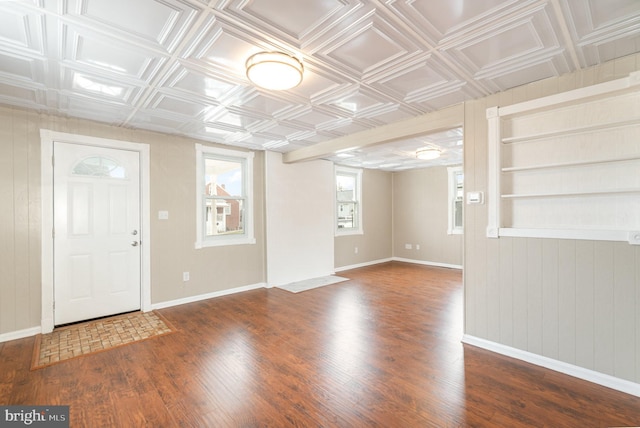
[1,261,639,427]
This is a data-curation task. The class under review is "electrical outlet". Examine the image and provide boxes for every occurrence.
[354,246,359,254]
[182,272,190,282]
[416,244,420,250]
[405,243,412,250]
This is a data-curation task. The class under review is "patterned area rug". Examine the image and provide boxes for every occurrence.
[277,275,349,293]
[31,311,175,370]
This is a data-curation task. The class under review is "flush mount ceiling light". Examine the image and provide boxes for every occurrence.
[416,147,441,160]
[246,51,304,90]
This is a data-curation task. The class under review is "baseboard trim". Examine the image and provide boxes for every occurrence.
[334,258,393,272]
[151,282,267,310]
[0,326,41,343]
[462,334,640,398]
[392,257,462,270]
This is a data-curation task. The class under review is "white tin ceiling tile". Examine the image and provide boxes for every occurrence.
[65,0,201,52]
[561,0,640,66]
[385,0,518,44]
[482,60,562,92]
[59,95,136,124]
[219,0,361,47]
[258,121,309,139]
[285,107,345,129]
[162,65,236,101]
[0,82,43,109]
[62,28,167,82]
[0,3,44,54]
[0,51,45,83]
[317,13,424,79]
[206,109,270,132]
[146,92,213,118]
[61,68,143,105]
[238,93,301,119]
[184,21,269,85]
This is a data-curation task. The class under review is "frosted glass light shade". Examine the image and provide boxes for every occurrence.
[416,148,441,160]
[246,52,304,90]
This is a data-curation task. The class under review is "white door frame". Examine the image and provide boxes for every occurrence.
[40,129,151,333]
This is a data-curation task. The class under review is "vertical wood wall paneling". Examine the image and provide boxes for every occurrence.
[13,108,30,329]
[574,241,595,371]
[594,242,615,376]
[526,238,543,355]
[498,237,514,346]
[557,239,577,365]
[511,238,528,351]
[611,242,640,380]
[613,243,635,381]
[27,110,40,326]
[541,239,559,360]
[0,107,15,333]
[466,55,640,384]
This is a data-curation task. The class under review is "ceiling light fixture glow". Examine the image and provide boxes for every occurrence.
[246,52,303,90]
[416,147,441,160]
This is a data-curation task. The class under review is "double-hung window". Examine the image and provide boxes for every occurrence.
[195,144,255,248]
[335,166,363,235]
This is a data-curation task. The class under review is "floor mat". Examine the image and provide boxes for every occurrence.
[31,311,175,370]
[276,275,349,293]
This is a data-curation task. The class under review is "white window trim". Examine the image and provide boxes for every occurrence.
[195,144,255,248]
[335,165,363,236]
[448,166,463,235]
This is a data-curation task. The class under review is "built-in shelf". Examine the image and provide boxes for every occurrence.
[487,72,640,244]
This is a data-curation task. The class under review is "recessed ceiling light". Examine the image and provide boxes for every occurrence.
[246,52,304,90]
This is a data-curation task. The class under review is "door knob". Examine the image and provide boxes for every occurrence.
[131,241,139,247]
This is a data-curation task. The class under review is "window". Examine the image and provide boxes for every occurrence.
[448,166,463,235]
[195,144,254,248]
[335,166,363,235]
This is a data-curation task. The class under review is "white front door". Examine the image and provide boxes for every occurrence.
[53,142,141,325]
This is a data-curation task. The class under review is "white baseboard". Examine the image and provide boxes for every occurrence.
[462,334,640,398]
[392,257,462,270]
[151,282,267,310]
[0,326,41,343]
[334,258,393,272]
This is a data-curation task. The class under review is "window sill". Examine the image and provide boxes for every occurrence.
[195,237,256,249]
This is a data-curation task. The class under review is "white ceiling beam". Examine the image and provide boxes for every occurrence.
[282,103,464,163]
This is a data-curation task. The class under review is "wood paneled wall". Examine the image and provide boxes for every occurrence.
[464,53,640,383]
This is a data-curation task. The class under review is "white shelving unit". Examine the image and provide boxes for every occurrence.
[486,71,640,244]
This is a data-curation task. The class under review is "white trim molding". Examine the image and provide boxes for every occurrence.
[151,282,267,310]
[334,258,393,272]
[393,257,463,270]
[0,327,42,343]
[462,335,640,398]
[40,129,152,333]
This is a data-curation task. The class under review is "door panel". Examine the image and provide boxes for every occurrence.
[54,142,141,325]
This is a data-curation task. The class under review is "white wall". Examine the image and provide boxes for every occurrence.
[265,151,334,286]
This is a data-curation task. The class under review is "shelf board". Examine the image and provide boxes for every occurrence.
[501,188,640,199]
[501,155,640,172]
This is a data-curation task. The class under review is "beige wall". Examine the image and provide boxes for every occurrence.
[335,169,392,268]
[392,166,463,267]
[0,108,266,335]
[464,53,640,383]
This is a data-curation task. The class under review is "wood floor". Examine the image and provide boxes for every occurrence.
[1,262,639,427]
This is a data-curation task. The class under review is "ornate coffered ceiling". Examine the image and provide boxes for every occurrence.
[0,0,638,170]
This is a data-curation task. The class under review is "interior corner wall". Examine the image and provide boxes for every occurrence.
[265,151,334,286]
[464,53,640,384]
[392,166,463,267]
[334,168,393,269]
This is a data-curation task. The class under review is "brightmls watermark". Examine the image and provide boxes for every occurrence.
[0,406,68,427]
